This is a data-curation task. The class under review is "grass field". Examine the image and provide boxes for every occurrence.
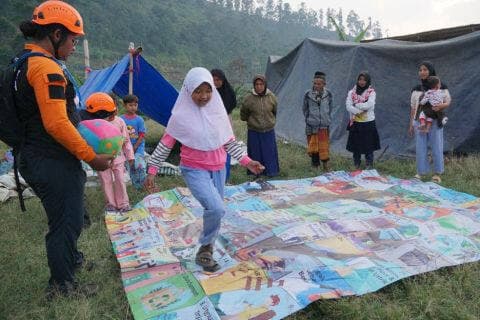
[1,110,479,319]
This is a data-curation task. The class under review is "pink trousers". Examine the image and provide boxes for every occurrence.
[98,161,129,209]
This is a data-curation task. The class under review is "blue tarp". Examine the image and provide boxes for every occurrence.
[79,54,178,127]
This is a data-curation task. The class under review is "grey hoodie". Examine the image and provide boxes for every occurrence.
[302,88,333,135]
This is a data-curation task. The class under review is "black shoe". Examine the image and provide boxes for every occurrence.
[45,281,98,301]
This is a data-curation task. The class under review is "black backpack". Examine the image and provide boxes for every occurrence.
[0,52,54,148]
[0,52,51,211]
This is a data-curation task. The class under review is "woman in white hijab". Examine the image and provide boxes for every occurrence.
[145,67,264,272]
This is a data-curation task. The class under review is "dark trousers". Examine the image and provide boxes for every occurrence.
[83,193,91,226]
[311,153,320,166]
[353,152,374,167]
[311,153,328,167]
[225,153,231,182]
[19,152,86,285]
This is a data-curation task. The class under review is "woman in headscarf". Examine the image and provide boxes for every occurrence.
[408,61,451,183]
[211,69,237,182]
[345,71,381,169]
[211,69,237,115]
[240,74,280,178]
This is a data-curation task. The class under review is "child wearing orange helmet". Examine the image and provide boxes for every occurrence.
[85,92,135,213]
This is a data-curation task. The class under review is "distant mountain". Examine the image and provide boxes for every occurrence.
[1,0,337,85]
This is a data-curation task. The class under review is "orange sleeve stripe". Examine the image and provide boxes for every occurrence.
[26,56,96,162]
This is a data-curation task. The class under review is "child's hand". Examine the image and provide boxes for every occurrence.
[246,160,265,175]
[144,174,158,193]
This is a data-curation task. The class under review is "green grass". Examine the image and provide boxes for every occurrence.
[1,109,479,319]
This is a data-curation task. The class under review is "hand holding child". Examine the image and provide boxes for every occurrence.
[246,160,265,175]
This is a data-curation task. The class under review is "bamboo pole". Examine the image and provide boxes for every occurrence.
[128,42,134,94]
[83,39,90,80]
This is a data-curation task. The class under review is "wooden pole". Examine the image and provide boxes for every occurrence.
[83,39,90,80]
[128,42,134,94]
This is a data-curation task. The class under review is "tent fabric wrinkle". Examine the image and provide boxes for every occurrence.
[266,31,480,156]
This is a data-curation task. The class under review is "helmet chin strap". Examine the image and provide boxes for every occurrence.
[48,30,68,60]
[48,34,61,59]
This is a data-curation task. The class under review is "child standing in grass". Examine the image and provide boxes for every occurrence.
[145,67,264,272]
[85,92,135,212]
[121,94,147,189]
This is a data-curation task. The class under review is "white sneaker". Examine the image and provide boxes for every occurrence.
[442,117,448,126]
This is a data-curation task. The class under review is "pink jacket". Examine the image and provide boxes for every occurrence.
[111,116,135,164]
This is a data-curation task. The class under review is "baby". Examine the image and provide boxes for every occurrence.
[418,76,448,132]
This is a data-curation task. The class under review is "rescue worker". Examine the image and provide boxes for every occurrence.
[15,1,112,299]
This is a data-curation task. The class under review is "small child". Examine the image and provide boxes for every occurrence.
[85,92,135,213]
[145,67,264,272]
[418,76,448,132]
[302,71,333,171]
[120,94,147,189]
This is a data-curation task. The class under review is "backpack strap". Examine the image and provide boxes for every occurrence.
[9,53,49,212]
[13,52,83,109]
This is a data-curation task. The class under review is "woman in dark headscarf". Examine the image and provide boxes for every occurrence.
[211,69,237,114]
[240,75,280,178]
[345,71,381,169]
[211,69,237,182]
[409,61,451,183]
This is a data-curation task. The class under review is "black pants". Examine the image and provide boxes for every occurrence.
[353,152,374,167]
[19,151,85,286]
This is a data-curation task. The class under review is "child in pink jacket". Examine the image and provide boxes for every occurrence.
[84,93,135,212]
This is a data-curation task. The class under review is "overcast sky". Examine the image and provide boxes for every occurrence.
[288,0,480,37]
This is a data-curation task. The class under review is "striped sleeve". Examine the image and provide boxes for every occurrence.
[147,135,174,173]
[224,138,250,165]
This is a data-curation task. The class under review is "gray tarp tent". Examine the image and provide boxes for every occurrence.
[266,31,480,157]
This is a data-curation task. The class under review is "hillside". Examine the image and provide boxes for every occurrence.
[1,0,337,85]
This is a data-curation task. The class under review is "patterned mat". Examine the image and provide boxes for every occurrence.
[105,170,480,319]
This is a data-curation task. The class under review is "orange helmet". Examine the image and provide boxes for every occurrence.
[32,0,84,35]
[85,93,116,113]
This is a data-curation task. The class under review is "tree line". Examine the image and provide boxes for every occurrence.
[207,0,383,39]
[1,0,383,86]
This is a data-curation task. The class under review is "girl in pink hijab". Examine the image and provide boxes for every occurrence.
[145,67,264,272]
